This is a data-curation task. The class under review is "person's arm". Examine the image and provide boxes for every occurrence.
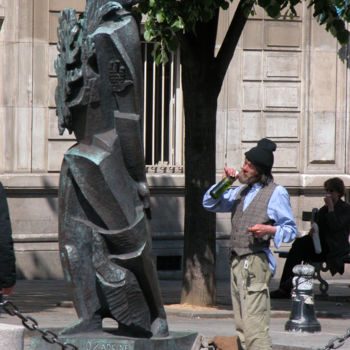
[203,183,242,213]
[270,186,297,247]
[249,185,297,246]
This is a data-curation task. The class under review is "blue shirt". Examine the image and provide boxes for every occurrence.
[202,181,297,274]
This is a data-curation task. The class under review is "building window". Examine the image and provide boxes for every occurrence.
[142,42,184,173]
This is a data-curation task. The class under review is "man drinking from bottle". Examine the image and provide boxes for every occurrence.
[202,138,297,350]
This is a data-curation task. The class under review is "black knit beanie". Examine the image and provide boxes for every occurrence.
[245,138,276,175]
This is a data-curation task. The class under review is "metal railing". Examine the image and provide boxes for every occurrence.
[142,43,184,174]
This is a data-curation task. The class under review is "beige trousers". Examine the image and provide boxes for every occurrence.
[230,252,272,350]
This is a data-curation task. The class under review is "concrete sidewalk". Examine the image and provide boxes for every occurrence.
[1,278,350,349]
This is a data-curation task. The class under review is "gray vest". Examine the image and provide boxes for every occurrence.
[230,181,277,256]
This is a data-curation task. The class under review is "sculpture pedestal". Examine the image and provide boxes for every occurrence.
[0,323,24,350]
[30,330,199,350]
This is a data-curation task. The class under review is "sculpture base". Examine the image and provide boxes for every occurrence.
[29,330,199,350]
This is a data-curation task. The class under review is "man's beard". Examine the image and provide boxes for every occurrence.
[238,172,261,186]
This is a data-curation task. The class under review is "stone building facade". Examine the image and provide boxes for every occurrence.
[0,0,349,280]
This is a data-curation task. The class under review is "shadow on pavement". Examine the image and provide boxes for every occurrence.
[6,280,73,313]
[4,279,350,320]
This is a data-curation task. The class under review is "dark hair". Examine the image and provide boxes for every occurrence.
[324,177,345,197]
[247,171,273,187]
[260,173,273,186]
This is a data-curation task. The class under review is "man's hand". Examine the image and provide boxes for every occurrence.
[222,167,238,179]
[248,224,276,238]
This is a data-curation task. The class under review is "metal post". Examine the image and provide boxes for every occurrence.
[285,264,321,332]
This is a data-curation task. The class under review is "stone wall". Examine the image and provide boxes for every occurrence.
[0,0,349,280]
[214,2,350,280]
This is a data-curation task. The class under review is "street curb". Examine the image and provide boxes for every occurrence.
[164,307,346,320]
[272,345,312,350]
[165,308,234,319]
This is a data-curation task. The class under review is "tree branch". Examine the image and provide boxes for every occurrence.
[214,0,254,86]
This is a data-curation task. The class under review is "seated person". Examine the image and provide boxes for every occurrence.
[271,177,350,298]
[0,182,16,311]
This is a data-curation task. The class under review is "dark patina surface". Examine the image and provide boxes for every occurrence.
[54,0,168,338]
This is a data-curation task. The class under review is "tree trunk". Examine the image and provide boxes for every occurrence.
[180,80,218,305]
[180,74,218,305]
[179,17,221,306]
[179,1,252,306]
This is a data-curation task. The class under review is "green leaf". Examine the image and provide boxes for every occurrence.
[258,0,271,8]
[167,36,179,51]
[336,30,349,44]
[243,5,253,17]
[139,0,349,50]
[202,9,214,22]
[171,18,184,31]
[155,53,162,65]
[143,30,153,42]
[333,19,345,32]
[329,24,337,36]
[266,3,281,18]
[161,51,169,64]
[156,12,165,23]
[151,42,160,57]
[221,1,230,10]
[161,54,169,65]
[138,2,149,13]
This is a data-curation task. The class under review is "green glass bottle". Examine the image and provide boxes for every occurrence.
[210,171,239,199]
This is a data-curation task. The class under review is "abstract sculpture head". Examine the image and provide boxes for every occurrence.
[55,0,143,143]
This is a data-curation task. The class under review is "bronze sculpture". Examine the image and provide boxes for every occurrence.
[54,0,169,338]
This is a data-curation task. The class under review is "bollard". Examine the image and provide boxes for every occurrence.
[285,264,321,332]
[0,323,24,349]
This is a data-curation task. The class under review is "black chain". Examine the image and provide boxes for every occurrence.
[318,328,350,350]
[0,300,78,350]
